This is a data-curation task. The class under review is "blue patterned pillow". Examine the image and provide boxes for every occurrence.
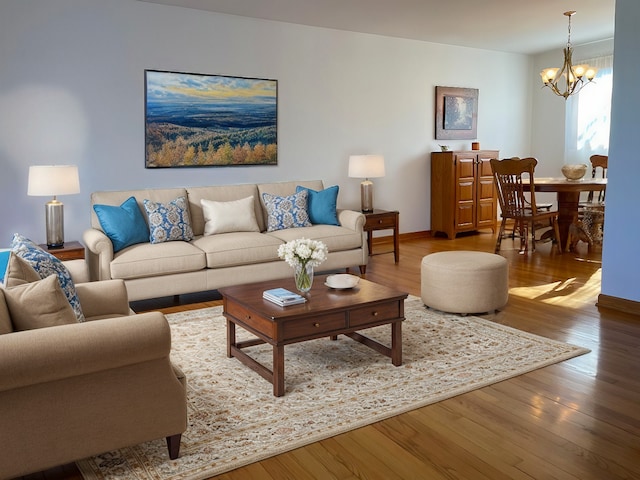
[143,196,194,244]
[262,190,312,232]
[10,233,85,322]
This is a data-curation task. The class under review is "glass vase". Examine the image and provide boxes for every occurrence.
[294,263,314,293]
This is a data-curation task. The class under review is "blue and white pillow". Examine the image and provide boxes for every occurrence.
[262,190,312,232]
[10,233,85,322]
[143,196,194,244]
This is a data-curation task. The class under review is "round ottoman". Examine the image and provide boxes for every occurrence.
[421,251,509,314]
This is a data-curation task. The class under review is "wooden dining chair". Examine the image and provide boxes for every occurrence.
[582,154,608,206]
[572,154,608,251]
[490,157,562,254]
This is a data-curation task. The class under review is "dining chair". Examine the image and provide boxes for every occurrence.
[490,157,562,254]
[572,154,607,251]
[582,154,608,206]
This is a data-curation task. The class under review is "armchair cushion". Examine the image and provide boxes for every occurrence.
[10,234,84,322]
[3,253,40,287]
[4,275,77,331]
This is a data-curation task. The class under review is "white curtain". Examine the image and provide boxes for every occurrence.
[564,55,613,165]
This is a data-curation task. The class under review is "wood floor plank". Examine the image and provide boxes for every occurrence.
[21,232,640,480]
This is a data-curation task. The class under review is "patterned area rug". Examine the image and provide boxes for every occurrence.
[77,296,588,479]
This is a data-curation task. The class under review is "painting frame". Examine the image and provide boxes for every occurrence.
[144,69,278,168]
[435,86,478,140]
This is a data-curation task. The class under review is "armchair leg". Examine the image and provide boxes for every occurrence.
[166,433,182,459]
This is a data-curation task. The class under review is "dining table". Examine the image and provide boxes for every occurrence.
[529,177,607,252]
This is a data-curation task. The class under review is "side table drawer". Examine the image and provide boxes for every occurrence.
[225,302,273,336]
[282,312,346,340]
[365,215,396,230]
[349,301,402,328]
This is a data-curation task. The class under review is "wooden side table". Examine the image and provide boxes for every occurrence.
[363,209,399,263]
[38,241,85,261]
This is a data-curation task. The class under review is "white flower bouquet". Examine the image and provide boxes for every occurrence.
[278,238,328,292]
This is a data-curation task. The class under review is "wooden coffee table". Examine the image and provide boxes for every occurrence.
[219,275,408,396]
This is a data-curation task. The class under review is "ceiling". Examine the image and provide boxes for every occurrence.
[139,0,615,55]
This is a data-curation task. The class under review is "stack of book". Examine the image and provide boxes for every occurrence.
[263,287,307,306]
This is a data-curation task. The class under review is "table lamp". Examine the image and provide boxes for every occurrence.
[28,165,80,248]
[348,155,385,212]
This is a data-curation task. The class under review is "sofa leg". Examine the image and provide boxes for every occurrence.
[166,433,182,459]
[359,265,366,275]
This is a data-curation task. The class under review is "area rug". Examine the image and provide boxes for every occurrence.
[77,295,589,479]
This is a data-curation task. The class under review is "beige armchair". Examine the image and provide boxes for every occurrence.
[0,271,187,478]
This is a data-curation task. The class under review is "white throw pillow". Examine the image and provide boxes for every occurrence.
[201,196,260,235]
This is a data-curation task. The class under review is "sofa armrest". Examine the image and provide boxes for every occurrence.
[0,312,169,392]
[75,279,131,319]
[83,228,114,281]
[337,209,366,232]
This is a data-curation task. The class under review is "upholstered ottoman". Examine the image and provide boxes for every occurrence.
[421,251,509,314]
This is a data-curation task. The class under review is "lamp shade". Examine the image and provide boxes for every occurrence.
[28,165,80,196]
[348,155,385,179]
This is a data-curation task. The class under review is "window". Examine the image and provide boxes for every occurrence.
[564,55,613,164]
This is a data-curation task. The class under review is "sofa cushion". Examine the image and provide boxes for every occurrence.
[186,184,263,235]
[262,190,312,232]
[143,196,194,244]
[4,275,77,331]
[201,196,260,235]
[11,234,85,322]
[93,196,149,252]
[192,232,283,268]
[110,241,206,280]
[3,253,41,287]
[266,224,363,252]
[296,185,340,226]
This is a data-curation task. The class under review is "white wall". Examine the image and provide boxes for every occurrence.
[0,0,532,244]
[601,0,640,303]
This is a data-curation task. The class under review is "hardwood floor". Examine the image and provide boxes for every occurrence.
[22,232,640,480]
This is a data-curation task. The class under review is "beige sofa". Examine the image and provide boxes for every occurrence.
[83,180,368,301]
[0,263,187,478]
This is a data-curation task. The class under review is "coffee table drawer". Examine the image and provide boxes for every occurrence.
[282,312,346,340]
[349,301,401,327]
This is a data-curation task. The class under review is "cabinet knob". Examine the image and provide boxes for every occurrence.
[372,311,379,316]
[378,220,383,224]
[314,322,320,328]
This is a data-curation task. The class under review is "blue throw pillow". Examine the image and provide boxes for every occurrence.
[262,190,312,232]
[10,233,85,322]
[143,196,194,244]
[93,196,149,252]
[296,185,340,226]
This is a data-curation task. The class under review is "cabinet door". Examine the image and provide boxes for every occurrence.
[455,153,477,230]
[476,153,497,229]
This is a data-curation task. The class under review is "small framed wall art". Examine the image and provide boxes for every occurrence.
[145,70,278,168]
[435,86,478,140]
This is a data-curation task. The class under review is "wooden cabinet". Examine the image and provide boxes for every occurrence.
[430,150,498,239]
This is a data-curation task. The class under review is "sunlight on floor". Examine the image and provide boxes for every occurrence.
[509,268,602,308]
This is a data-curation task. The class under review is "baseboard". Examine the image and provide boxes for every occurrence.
[371,230,431,246]
[597,294,640,317]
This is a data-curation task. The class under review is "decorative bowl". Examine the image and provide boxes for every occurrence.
[561,164,588,181]
[325,274,360,289]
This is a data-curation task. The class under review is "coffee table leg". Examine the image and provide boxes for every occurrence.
[227,319,235,358]
[391,321,402,366]
[273,344,285,397]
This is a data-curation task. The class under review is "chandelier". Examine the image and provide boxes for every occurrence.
[540,11,598,100]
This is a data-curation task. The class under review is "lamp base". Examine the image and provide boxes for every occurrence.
[45,199,65,248]
[360,180,374,212]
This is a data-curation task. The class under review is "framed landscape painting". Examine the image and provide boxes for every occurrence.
[145,70,278,168]
[435,86,478,140]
